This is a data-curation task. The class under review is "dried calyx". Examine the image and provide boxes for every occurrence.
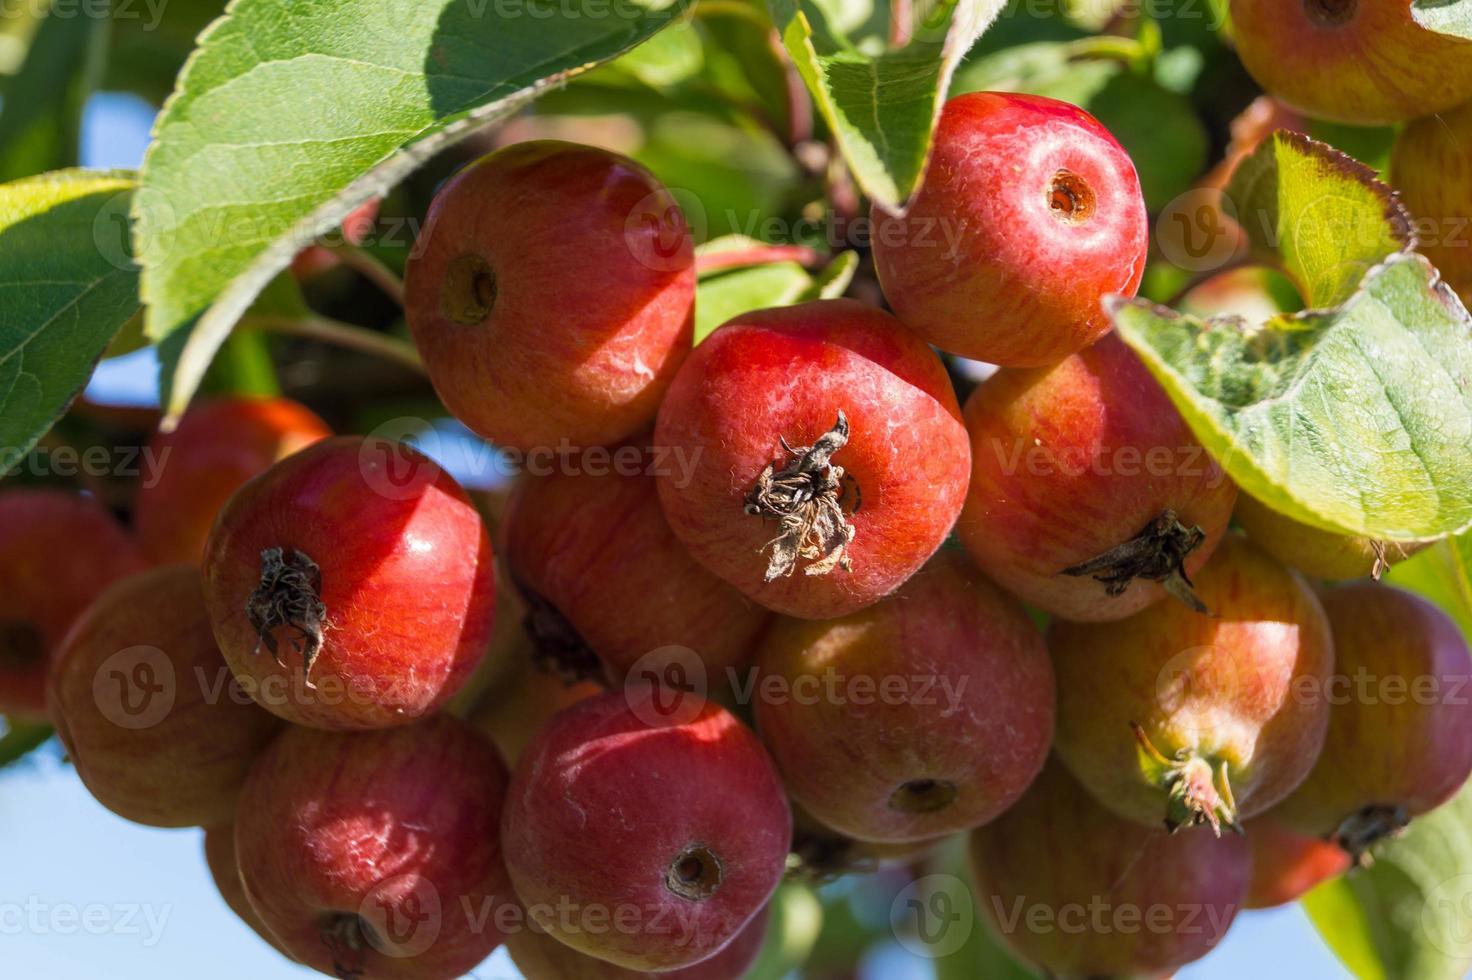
[665,845,723,901]
[247,547,330,687]
[0,620,44,669]
[745,411,858,582]
[321,912,371,980]
[1334,804,1410,866]
[1133,723,1241,837]
[517,584,606,685]
[1061,510,1209,613]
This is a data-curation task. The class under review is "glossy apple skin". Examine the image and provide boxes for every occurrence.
[134,396,331,565]
[970,760,1251,977]
[236,716,512,980]
[654,299,970,620]
[957,334,1237,622]
[872,92,1147,367]
[405,140,694,451]
[1243,818,1350,909]
[1272,584,1472,846]
[1050,536,1335,828]
[1231,0,1472,125]
[501,690,791,972]
[205,822,293,955]
[47,565,282,827]
[1234,493,1425,582]
[502,457,770,682]
[203,436,496,730]
[754,550,1054,843]
[506,902,768,980]
[1392,100,1472,306]
[0,490,148,719]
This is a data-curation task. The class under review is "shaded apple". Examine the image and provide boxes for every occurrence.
[48,565,283,827]
[1392,99,1472,307]
[1234,492,1425,582]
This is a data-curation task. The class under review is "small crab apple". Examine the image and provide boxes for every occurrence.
[47,565,283,828]
[236,715,513,980]
[754,550,1054,843]
[501,453,770,683]
[505,902,769,980]
[1392,100,1472,306]
[1230,0,1472,125]
[205,822,292,956]
[203,436,496,730]
[956,333,1237,623]
[0,489,147,719]
[970,759,1251,978]
[405,140,694,451]
[1050,535,1334,834]
[1234,492,1425,582]
[653,299,970,620]
[1272,583,1472,862]
[134,396,331,564]
[871,92,1147,368]
[1243,818,1350,909]
[501,690,790,972]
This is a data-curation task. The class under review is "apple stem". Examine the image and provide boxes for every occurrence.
[1060,510,1210,614]
[1132,723,1241,836]
[0,619,44,670]
[1334,803,1410,865]
[787,829,880,882]
[246,547,330,689]
[744,411,859,582]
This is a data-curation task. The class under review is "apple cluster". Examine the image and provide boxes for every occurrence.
[8,30,1472,977]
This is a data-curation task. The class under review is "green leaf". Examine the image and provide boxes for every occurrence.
[1412,0,1472,40]
[0,170,140,471]
[696,261,813,341]
[138,0,687,420]
[0,0,107,181]
[802,248,858,299]
[1226,132,1412,309]
[767,0,1006,210]
[1112,252,1472,542]
[1304,779,1472,980]
[1388,533,1472,637]
[0,720,52,769]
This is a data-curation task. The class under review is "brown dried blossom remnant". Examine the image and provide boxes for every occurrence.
[247,547,330,688]
[1061,509,1209,614]
[744,412,858,582]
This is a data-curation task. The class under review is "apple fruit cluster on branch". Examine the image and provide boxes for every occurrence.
[6,1,1472,979]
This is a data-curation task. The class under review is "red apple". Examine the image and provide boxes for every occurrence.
[1050,535,1335,833]
[754,550,1054,843]
[134,396,331,565]
[506,901,768,979]
[404,140,694,451]
[653,299,970,620]
[470,656,603,766]
[1392,99,1472,307]
[872,92,1148,367]
[1243,818,1351,909]
[48,565,282,827]
[1234,492,1424,582]
[1271,583,1472,861]
[502,453,769,683]
[956,333,1237,622]
[1230,0,1472,125]
[501,690,790,971]
[205,822,292,955]
[235,715,512,980]
[203,436,496,730]
[0,489,147,719]
[970,759,1251,977]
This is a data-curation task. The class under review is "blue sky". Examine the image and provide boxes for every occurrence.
[1,90,1358,980]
